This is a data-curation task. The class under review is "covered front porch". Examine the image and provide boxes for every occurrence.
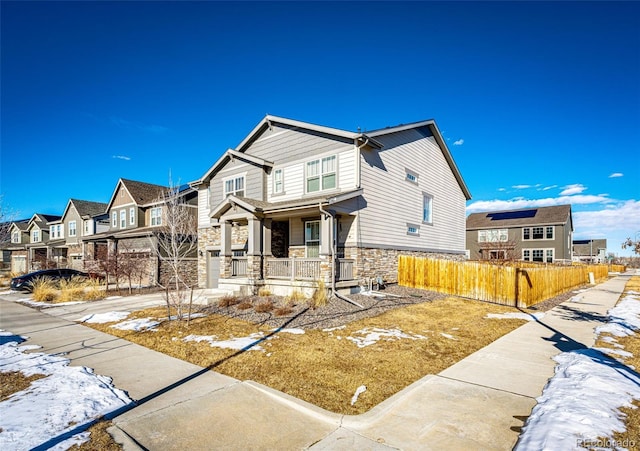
[203,191,362,295]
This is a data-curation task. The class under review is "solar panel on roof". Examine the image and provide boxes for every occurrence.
[487,209,537,220]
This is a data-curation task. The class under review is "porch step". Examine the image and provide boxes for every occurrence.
[199,288,240,306]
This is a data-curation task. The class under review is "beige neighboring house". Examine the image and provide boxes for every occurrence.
[83,178,198,285]
[191,114,471,296]
[466,204,574,263]
[572,239,607,264]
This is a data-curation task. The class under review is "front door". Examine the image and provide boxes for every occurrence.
[207,250,220,288]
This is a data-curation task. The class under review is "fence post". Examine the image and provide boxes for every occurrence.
[515,268,520,308]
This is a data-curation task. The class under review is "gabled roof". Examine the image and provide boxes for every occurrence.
[63,199,109,219]
[466,205,573,230]
[191,149,274,187]
[210,189,364,219]
[573,239,607,256]
[27,213,61,231]
[105,178,168,211]
[10,220,30,231]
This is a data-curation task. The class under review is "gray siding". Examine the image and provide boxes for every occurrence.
[244,124,352,166]
[64,205,83,245]
[359,127,467,253]
[209,158,264,208]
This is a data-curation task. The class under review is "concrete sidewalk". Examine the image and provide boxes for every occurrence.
[0,272,634,450]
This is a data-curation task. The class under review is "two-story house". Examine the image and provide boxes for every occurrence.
[466,204,574,263]
[24,213,62,270]
[572,238,607,264]
[6,220,30,273]
[191,114,471,296]
[83,178,197,285]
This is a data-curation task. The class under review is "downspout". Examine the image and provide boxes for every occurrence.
[319,202,363,308]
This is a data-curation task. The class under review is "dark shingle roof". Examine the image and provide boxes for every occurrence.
[466,205,572,229]
[120,179,168,205]
[573,239,607,256]
[70,199,108,217]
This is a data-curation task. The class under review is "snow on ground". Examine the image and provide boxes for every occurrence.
[275,328,305,335]
[183,333,266,351]
[345,327,428,348]
[111,317,160,331]
[0,330,131,451]
[440,333,457,340]
[516,291,640,449]
[78,311,131,324]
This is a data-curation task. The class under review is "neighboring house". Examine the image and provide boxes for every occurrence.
[572,239,607,264]
[54,199,109,270]
[191,114,471,296]
[466,205,574,263]
[24,214,62,270]
[3,220,29,273]
[83,178,198,285]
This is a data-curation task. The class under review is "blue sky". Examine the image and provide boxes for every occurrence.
[1,1,639,256]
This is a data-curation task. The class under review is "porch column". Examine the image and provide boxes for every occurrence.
[220,221,232,278]
[262,218,273,258]
[247,218,262,256]
[319,213,332,257]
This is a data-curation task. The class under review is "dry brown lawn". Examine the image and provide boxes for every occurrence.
[85,296,528,415]
[0,371,46,402]
[593,275,640,450]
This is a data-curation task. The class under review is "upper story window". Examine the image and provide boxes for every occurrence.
[11,231,19,243]
[306,155,336,193]
[84,220,91,235]
[112,212,117,227]
[423,194,433,224]
[129,207,135,225]
[273,169,283,194]
[32,229,40,243]
[406,169,419,184]
[523,226,552,240]
[151,207,162,226]
[120,210,126,228]
[224,176,245,197]
[478,229,508,243]
[68,221,77,237]
[49,224,62,239]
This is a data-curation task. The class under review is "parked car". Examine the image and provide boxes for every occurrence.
[10,269,92,291]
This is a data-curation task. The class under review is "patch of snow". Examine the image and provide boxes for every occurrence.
[350,385,367,406]
[486,312,544,321]
[593,347,633,358]
[595,293,640,338]
[516,349,640,450]
[0,333,131,450]
[346,328,427,348]
[78,311,130,324]
[440,333,457,340]
[111,317,160,331]
[275,328,305,335]
[323,325,346,332]
[183,333,265,351]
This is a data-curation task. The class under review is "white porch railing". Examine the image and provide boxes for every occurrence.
[231,257,248,277]
[265,258,355,281]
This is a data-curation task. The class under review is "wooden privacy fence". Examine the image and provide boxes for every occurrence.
[398,256,617,308]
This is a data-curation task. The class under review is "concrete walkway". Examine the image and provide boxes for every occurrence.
[0,271,634,450]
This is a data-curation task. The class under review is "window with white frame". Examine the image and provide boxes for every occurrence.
[546,226,554,239]
[151,207,162,226]
[84,220,91,235]
[423,194,433,224]
[523,249,531,261]
[523,248,553,262]
[69,221,76,237]
[489,250,507,260]
[406,169,419,184]
[546,249,554,262]
[273,169,283,194]
[112,212,117,227]
[523,226,553,240]
[478,229,508,243]
[120,210,126,228]
[129,207,135,225]
[32,230,40,243]
[306,155,336,193]
[224,176,245,197]
[11,231,19,243]
[305,220,320,257]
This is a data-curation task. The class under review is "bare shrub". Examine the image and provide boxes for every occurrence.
[258,287,272,297]
[218,295,240,308]
[274,306,293,316]
[309,279,328,309]
[254,300,274,313]
[287,289,306,306]
[236,301,253,310]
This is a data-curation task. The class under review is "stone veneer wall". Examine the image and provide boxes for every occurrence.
[197,224,250,286]
[342,247,466,284]
[159,258,198,287]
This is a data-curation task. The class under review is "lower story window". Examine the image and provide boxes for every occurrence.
[305,220,320,257]
[523,248,554,262]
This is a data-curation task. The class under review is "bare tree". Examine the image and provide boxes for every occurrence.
[478,239,518,262]
[0,194,16,244]
[622,236,640,255]
[150,181,198,320]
